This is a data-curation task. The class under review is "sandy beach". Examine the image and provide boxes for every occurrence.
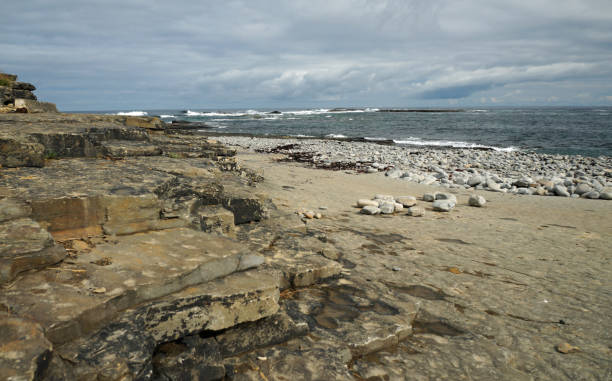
[220,143,612,380]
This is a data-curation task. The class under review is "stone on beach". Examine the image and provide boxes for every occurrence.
[407,206,425,217]
[423,193,436,202]
[581,191,600,199]
[574,183,592,195]
[374,194,395,201]
[379,202,396,214]
[395,196,417,207]
[435,193,457,203]
[468,194,487,207]
[468,175,483,187]
[433,199,456,212]
[357,199,379,208]
[361,205,381,215]
[553,184,570,197]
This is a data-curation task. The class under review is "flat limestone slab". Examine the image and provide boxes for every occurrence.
[56,269,279,380]
[0,228,264,345]
[0,315,52,381]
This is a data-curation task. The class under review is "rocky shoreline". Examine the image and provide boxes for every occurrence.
[213,136,612,200]
[1,75,611,380]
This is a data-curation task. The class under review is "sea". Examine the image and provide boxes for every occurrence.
[91,107,612,157]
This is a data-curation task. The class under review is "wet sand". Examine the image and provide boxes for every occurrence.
[229,147,612,380]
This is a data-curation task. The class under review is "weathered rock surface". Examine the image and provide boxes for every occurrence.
[53,269,279,379]
[0,218,66,284]
[14,99,58,114]
[0,316,52,381]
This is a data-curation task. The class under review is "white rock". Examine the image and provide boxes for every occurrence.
[435,193,457,203]
[581,191,600,199]
[379,202,396,214]
[599,191,612,200]
[394,203,404,212]
[361,205,381,215]
[433,199,456,212]
[386,169,403,178]
[553,184,570,197]
[374,194,395,201]
[357,199,379,207]
[407,206,425,217]
[468,194,486,207]
[468,175,483,186]
[423,193,436,202]
[395,196,417,207]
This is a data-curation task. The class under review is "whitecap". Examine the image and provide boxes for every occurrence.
[365,137,389,141]
[116,111,148,116]
[159,114,175,118]
[393,138,516,152]
[326,134,348,138]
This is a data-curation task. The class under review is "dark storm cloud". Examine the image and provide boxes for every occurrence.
[1,0,611,109]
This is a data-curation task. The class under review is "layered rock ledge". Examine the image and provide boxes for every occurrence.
[0,112,352,380]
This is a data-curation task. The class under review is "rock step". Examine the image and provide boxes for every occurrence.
[101,140,162,158]
[0,157,269,240]
[0,218,67,284]
[0,315,52,381]
[49,269,280,380]
[1,228,265,346]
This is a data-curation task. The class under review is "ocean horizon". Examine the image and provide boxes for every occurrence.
[82,106,612,157]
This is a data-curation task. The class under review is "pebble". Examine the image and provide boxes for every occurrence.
[423,193,436,202]
[361,205,381,215]
[468,175,483,186]
[357,199,379,208]
[379,202,396,214]
[407,206,425,217]
[214,136,612,201]
[581,191,600,199]
[314,213,322,219]
[433,199,456,212]
[395,196,417,207]
[394,203,404,212]
[574,183,592,195]
[303,211,315,219]
[556,342,579,354]
[435,193,457,203]
[92,287,106,294]
[600,192,612,200]
[553,184,570,197]
[468,194,486,207]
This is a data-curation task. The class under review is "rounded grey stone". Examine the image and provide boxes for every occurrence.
[361,205,381,215]
[468,194,486,207]
[432,199,455,212]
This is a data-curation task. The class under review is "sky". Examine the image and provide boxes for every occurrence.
[2,0,612,111]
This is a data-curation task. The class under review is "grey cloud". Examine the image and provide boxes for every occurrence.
[1,1,611,109]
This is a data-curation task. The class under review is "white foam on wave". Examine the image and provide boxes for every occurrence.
[326,134,348,138]
[292,134,315,138]
[116,111,148,116]
[365,137,389,141]
[469,109,488,113]
[183,108,379,118]
[393,137,516,152]
[160,114,175,118]
[284,109,330,115]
